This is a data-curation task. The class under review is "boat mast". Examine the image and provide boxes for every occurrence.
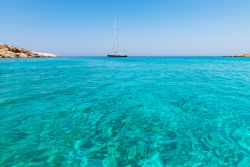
[114,18,118,54]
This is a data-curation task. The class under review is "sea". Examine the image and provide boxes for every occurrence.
[0,57,250,166]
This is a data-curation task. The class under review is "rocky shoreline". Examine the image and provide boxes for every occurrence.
[224,53,250,58]
[0,44,57,58]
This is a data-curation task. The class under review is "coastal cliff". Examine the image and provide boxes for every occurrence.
[0,44,57,58]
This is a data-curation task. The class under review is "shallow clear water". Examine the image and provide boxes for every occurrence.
[0,57,250,166]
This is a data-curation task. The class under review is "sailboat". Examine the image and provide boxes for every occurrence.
[107,19,127,57]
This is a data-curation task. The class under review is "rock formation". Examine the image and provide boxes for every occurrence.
[239,53,250,57]
[224,53,250,58]
[0,44,57,58]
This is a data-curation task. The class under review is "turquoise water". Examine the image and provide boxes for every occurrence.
[0,57,250,166]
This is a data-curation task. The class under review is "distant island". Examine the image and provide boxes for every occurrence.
[0,44,57,58]
[224,53,250,58]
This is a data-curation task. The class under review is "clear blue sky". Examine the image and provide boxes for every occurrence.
[0,0,250,56]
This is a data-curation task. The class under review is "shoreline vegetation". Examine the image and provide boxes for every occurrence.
[0,44,57,58]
